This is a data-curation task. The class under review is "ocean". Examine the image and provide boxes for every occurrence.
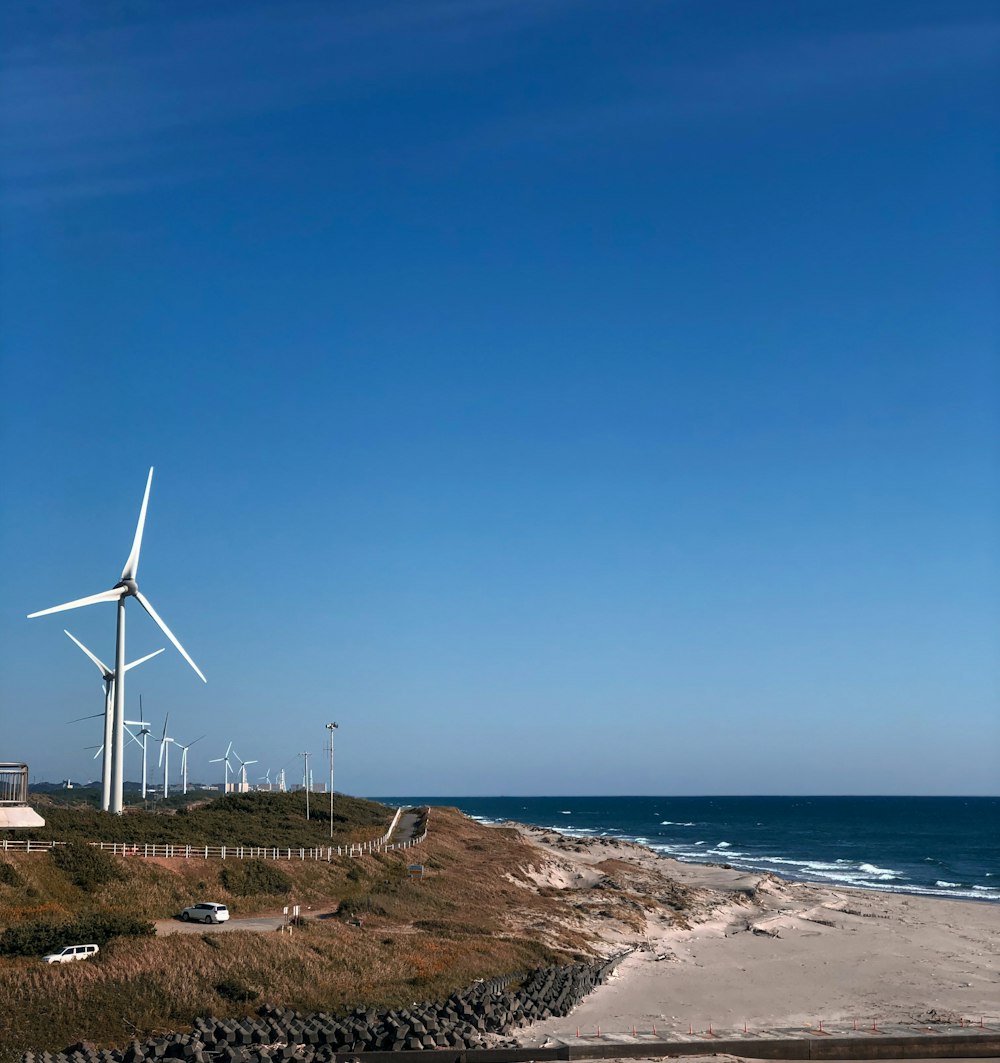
[375,795,1000,903]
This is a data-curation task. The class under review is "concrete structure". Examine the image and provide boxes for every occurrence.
[0,762,45,828]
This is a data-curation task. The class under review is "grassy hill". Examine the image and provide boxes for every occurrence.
[0,804,601,1062]
[22,790,390,848]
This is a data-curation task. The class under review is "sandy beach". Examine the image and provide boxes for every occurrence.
[499,825,1000,1044]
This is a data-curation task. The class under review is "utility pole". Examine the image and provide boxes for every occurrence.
[298,752,310,820]
[325,722,338,839]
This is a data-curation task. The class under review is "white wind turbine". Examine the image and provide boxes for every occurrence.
[157,714,178,799]
[233,750,258,793]
[259,769,272,791]
[123,696,154,800]
[28,467,206,814]
[64,630,164,811]
[86,724,144,785]
[177,735,205,795]
[210,741,235,793]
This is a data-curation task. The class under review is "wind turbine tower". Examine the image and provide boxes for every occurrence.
[157,714,178,799]
[28,468,207,814]
[63,630,163,811]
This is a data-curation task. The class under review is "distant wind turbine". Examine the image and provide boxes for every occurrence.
[177,735,205,795]
[28,467,207,814]
[157,714,177,799]
[123,695,154,799]
[63,629,164,811]
[233,750,258,793]
[210,741,235,793]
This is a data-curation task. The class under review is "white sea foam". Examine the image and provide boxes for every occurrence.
[858,863,904,880]
[936,880,960,888]
[758,856,845,871]
[715,841,731,848]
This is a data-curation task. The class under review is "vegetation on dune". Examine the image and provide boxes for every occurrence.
[0,805,676,1063]
[219,858,292,896]
[21,790,391,848]
[0,911,154,957]
[50,842,123,892]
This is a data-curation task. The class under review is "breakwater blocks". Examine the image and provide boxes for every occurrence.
[20,955,626,1063]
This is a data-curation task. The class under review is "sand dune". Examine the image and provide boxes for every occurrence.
[502,826,1000,1042]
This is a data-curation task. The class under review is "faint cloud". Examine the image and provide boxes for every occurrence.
[0,0,571,205]
[458,17,1000,154]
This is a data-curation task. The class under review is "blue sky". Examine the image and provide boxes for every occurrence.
[1,0,997,795]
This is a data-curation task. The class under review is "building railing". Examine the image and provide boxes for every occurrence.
[0,807,429,861]
[0,763,29,806]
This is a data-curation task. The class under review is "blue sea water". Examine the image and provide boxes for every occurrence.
[375,796,1000,902]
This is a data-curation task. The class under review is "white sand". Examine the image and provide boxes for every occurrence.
[501,826,1000,1042]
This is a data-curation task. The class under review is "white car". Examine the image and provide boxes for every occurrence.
[180,902,230,924]
[42,943,100,964]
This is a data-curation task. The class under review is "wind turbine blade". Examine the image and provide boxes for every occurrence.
[158,741,165,767]
[63,630,112,674]
[28,587,124,619]
[245,760,258,766]
[67,712,104,724]
[121,467,154,581]
[123,647,166,672]
[225,741,233,758]
[209,757,225,764]
[93,745,104,759]
[160,713,169,742]
[133,591,206,683]
[188,735,206,748]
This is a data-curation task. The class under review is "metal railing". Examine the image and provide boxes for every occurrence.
[0,763,29,806]
[0,807,429,861]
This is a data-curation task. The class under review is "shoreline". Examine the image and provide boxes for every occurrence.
[488,818,1000,1041]
[465,814,999,907]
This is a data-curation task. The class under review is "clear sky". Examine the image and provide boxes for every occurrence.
[1,0,997,795]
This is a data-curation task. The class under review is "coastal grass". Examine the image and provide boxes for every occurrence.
[0,806,669,1062]
[21,790,390,849]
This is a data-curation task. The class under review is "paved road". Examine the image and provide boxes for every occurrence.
[157,807,424,936]
[156,905,342,936]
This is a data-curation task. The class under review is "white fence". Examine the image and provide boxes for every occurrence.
[0,808,429,862]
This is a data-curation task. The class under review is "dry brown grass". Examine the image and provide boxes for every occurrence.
[0,806,688,1062]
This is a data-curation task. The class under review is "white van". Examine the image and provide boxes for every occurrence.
[180,902,230,923]
[42,943,100,964]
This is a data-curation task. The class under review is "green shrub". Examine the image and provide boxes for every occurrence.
[335,896,387,918]
[219,858,291,896]
[0,862,22,888]
[0,911,154,957]
[49,842,121,892]
[215,977,259,1003]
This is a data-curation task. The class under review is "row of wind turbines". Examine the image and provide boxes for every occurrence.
[28,467,207,813]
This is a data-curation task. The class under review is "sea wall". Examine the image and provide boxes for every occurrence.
[20,955,627,1063]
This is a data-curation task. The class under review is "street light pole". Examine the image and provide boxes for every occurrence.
[298,752,310,820]
[325,722,338,840]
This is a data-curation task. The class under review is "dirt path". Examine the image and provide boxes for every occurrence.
[155,906,339,936]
